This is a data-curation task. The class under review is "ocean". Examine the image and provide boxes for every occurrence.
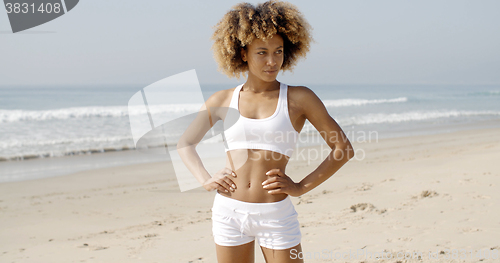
[1,82,499,183]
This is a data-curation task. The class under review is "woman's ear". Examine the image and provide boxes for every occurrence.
[240,47,247,62]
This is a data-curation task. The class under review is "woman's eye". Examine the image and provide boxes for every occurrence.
[276,50,283,54]
[258,52,265,55]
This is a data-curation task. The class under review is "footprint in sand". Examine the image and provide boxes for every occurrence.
[91,246,109,251]
[350,203,375,212]
[461,227,481,233]
[412,190,438,199]
[78,243,109,251]
[355,182,373,192]
[296,198,313,205]
[381,178,396,183]
[349,203,387,214]
[142,233,158,238]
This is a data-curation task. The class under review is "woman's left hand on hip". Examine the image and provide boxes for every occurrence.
[262,168,303,197]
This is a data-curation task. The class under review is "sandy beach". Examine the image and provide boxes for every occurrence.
[1,127,499,263]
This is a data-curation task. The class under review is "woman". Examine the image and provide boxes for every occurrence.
[178,1,354,262]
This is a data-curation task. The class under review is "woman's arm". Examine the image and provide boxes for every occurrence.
[263,86,355,196]
[177,90,237,193]
[295,87,355,195]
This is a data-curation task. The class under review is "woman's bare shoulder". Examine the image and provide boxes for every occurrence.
[288,85,320,104]
[205,86,237,107]
[288,85,330,121]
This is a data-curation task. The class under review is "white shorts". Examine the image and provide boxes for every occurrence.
[211,192,301,250]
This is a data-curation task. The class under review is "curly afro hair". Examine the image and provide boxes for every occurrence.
[211,0,314,79]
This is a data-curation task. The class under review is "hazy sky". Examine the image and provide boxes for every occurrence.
[1,0,499,87]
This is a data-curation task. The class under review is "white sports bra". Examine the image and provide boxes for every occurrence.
[223,82,299,158]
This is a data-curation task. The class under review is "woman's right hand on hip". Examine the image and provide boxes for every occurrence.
[203,167,237,193]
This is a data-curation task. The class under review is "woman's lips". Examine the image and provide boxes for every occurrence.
[265,70,277,74]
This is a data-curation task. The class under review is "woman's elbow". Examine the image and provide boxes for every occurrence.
[177,137,191,152]
[176,143,182,152]
[345,142,355,160]
[334,142,355,161]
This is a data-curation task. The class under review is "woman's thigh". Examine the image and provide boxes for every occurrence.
[260,243,303,263]
[216,241,255,263]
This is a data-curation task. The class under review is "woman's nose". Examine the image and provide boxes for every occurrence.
[267,56,277,66]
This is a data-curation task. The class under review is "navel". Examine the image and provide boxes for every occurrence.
[248,182,251,188]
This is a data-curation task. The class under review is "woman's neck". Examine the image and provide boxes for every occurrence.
[243,74,280,93]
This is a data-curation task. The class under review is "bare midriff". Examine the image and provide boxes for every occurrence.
[217,149,290,203]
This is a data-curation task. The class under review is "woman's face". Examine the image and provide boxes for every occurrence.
[241,34,284,82]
